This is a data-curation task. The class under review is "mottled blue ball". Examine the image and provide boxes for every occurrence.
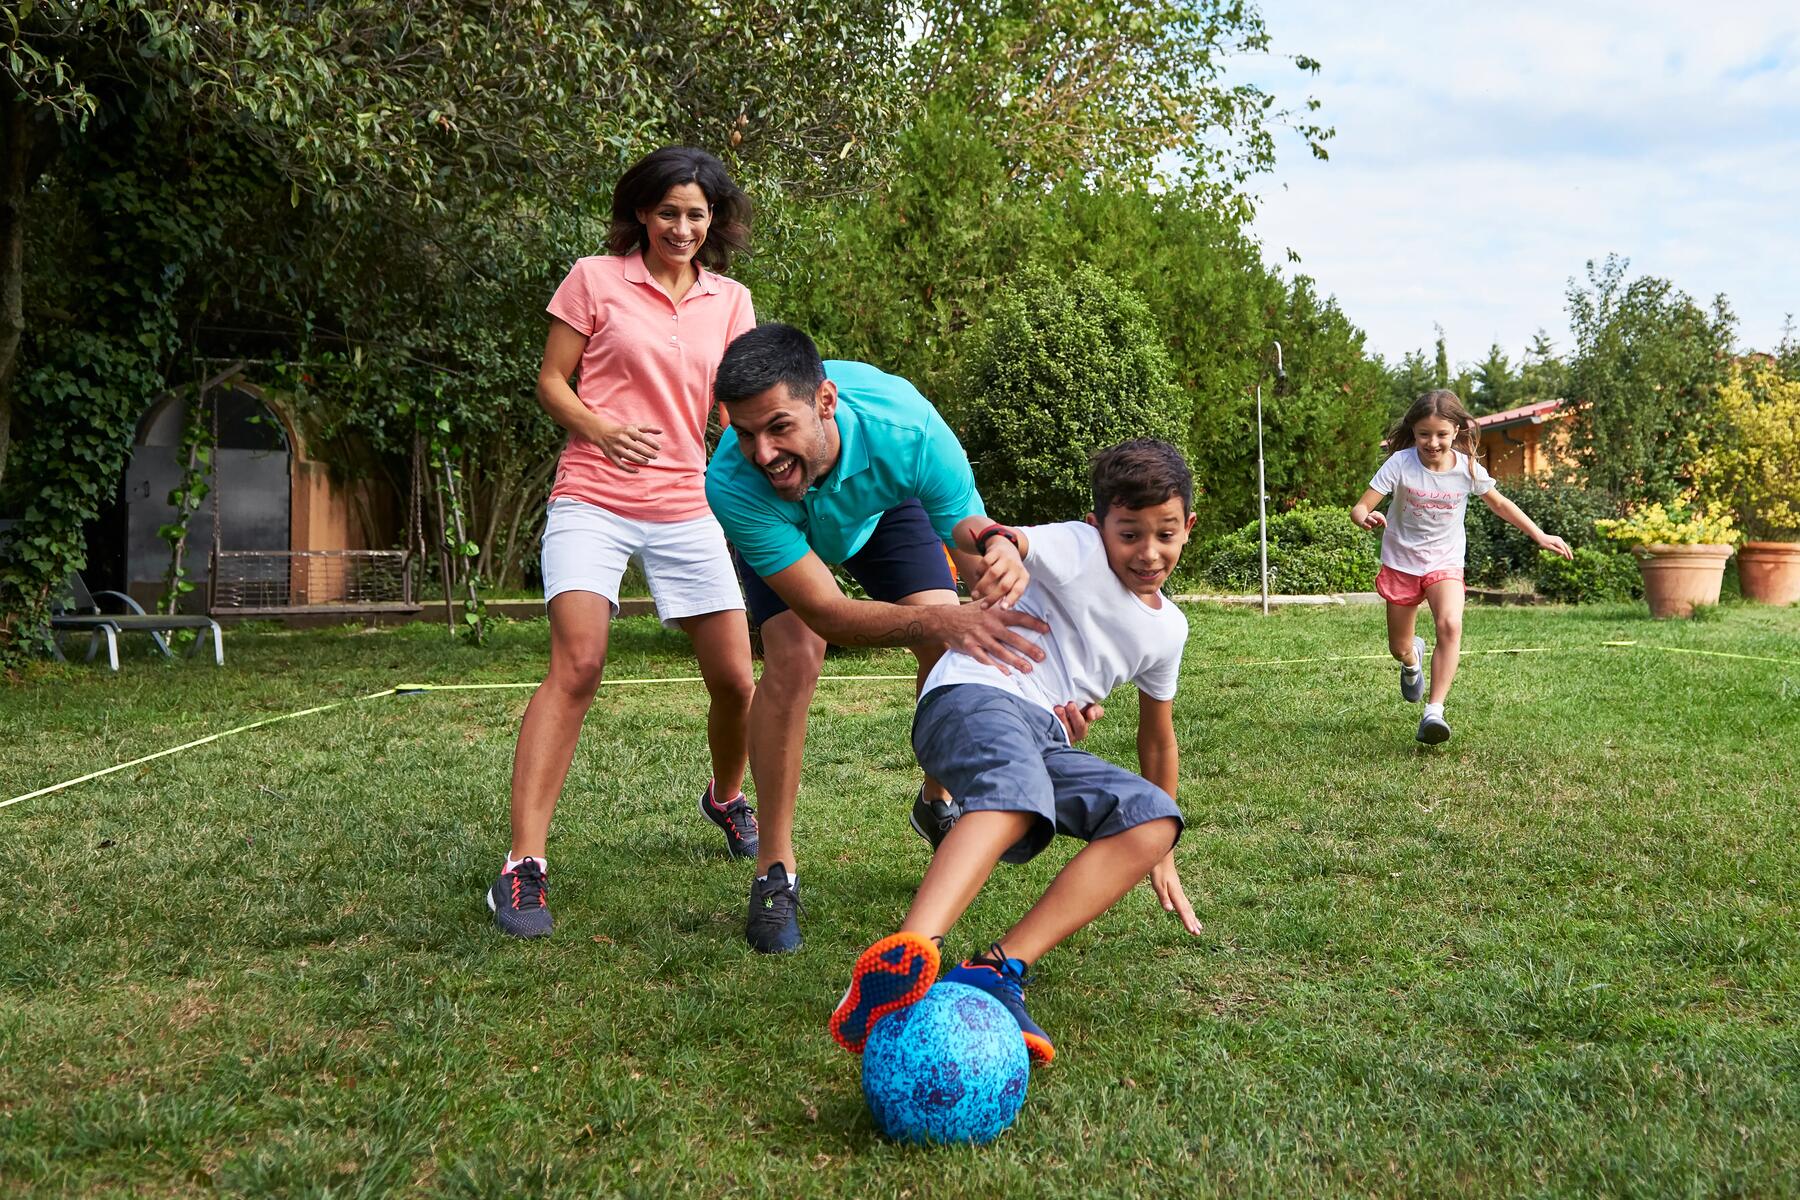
[861,982,1030,1145]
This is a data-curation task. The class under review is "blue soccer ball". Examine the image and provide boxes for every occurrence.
[861,982,1030,1145]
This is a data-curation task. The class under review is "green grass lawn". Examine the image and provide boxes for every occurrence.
[4,601,1798,1198]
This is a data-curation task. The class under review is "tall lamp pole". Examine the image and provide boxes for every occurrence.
[1257,342,1285,615]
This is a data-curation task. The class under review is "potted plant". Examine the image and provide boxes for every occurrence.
[1690,363,1800,604]
[1595,501,1740,618]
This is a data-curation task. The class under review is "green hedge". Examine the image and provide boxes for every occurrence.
[1183,503,1378,594]
[1532,546,1643,604]
[1467,474,1620,585]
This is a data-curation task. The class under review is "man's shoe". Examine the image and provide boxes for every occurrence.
[941,944,1054,1064]
[746,862,803,954]
[699,780,759,859]
[487,857,553,938]
[1400,635,1426,703]
[909,788,960,851]
[829,932,940,1054]
[1416,711,1452,745]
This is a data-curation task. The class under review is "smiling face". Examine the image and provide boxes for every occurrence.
[1411,415,1461,465]
[1088,496,1196,599]
[637,182,711,279]
[727,381,840,501]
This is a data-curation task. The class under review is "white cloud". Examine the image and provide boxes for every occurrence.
[1240,1,1800,363]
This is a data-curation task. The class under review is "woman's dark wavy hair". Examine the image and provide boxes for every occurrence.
[608,146,751,272]
[1385,389,1481,480]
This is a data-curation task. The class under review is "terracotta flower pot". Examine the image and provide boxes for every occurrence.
[1737,541,1800,606]
[1632,543,1734,618]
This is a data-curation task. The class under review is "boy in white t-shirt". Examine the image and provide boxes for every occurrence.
[1352,390,1571,745]
[827,440,1205,1066]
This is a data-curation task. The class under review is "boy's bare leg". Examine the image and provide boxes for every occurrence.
[508,591,612,860]
[1423,579,1464,705]
[991,818,1181,965]
[898,811,1036,936]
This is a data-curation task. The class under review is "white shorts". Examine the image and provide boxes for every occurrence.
[540,497,744,628]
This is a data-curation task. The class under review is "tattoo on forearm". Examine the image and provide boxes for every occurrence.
[846,619,926,647]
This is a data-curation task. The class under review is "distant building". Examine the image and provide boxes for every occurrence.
[1475,399,1569,479]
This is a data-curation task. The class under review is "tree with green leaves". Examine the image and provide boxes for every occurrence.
[1471,343,1515,414]
[1517,330,1568,401]
[1564,256,1736,507]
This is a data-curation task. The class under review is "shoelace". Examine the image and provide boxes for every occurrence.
[509,861,548,911]
[748,876,803,927]
[971,943,1030,999]
[720,797,758,841]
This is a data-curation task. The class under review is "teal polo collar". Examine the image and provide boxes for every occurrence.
[813,394,870,495]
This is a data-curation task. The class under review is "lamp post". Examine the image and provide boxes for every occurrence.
[1257,342,1285,615]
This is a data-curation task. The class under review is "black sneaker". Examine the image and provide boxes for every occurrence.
[487,857,553,938]
[909,788,960,850]
[747,862,803,954]
[699,780,759,859]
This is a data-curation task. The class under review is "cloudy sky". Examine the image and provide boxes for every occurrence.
[1239,2,1800,367]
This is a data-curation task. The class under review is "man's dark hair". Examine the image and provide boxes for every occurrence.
[714,323,827,407]
[1090,439,1194,520]
[608,146,751,272]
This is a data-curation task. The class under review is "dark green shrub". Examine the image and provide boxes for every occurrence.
[1183,503,1378,594]
[1467,473,1620,584]
[1532,546,1643,604]
[953,265,1190,524]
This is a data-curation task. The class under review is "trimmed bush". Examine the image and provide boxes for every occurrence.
[957,264,1189,523]
[1532,546,1643,604]
[1185,503,1378,595]
[1467,474,1619,585]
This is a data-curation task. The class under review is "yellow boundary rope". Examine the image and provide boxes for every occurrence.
[7,644,1796,811]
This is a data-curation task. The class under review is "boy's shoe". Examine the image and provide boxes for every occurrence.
[909,788,960,850]
[487,857,553,938]
[941,945,1055,1065]
[746,863,803,954]
[829,931,941,1054]
[1416,711,1452,745]
[699,781,759,859]
[1400,635,1426,702]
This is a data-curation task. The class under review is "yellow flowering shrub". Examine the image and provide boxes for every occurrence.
[1690,364,1800,539]
[1595,500,1740,547]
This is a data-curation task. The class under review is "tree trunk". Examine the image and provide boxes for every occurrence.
[0,96,35,489]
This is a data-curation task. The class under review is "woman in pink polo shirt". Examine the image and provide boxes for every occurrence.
[488,147,758,938]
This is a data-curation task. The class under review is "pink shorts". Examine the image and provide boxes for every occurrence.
[1376,565,1464,607]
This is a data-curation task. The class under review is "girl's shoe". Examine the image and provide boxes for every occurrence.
[1400,635,1426,702]
[1416,711,1452,744]
[830,931,940,1053]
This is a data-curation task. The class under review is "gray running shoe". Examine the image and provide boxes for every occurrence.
[1416,712,1452,745]
[746,863,803,954]
[908,787,960,850]
[488,857,553,938]
[699,781,759,859]
[1400,635,1426,703]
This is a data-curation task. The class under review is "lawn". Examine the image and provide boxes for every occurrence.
[3,601,1798,1198]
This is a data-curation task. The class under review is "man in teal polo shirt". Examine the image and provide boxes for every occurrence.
[705,323,1046,953]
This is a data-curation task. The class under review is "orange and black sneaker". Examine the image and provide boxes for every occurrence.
[829,932,941,1054]
[487,857,553,938]
[942,944,1055,1064]
[699,780,759,859]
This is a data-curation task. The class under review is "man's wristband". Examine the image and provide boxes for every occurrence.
[974,524,1020,554]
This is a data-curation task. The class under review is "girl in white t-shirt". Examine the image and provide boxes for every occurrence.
[1351,390,1571,744]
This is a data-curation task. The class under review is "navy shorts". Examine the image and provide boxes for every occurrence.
[736,498,956,627]
[912,684,1184,865]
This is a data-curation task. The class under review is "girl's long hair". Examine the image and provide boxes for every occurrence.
[1384,389,1481,479]
[608,146,751,273]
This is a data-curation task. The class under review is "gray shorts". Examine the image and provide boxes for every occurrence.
[912,684,1184,865]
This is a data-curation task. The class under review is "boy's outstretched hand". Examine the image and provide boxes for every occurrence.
[1149,851,1203,935]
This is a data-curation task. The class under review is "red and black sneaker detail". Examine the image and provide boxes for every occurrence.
[487,857,553,938]
[699,781,760,859]
[830,931,941,1054]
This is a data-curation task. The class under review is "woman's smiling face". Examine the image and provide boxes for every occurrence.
[637,182,711,277]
